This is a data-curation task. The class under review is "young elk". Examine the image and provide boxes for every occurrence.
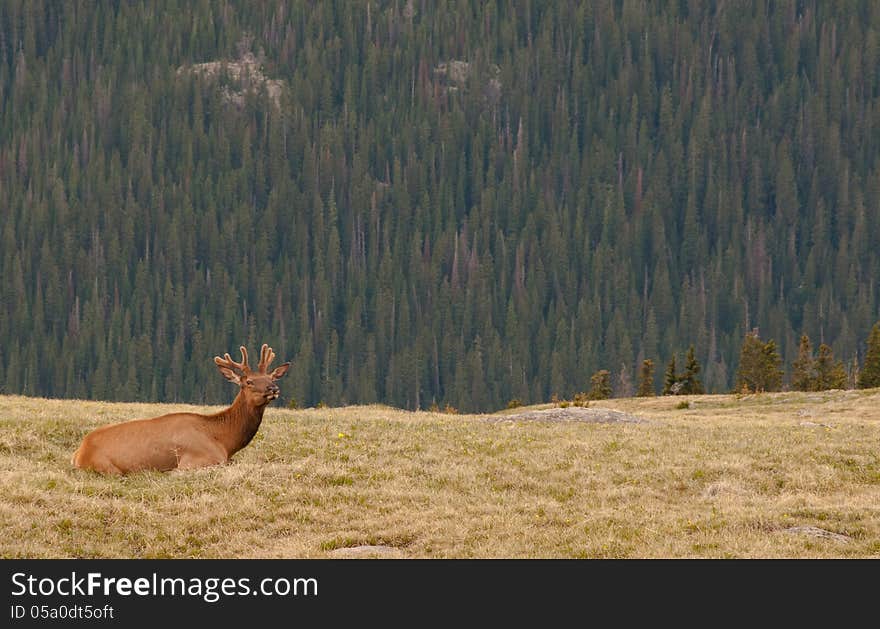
[72,344,290,474]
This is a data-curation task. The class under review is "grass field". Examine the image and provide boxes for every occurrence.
[1,390,879,558]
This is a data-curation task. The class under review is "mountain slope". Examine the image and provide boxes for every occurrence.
[1,1,879,410]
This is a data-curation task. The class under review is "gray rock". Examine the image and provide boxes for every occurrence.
[328,545,405,558]
[491,407,647,424]
[798,421,833,428]
[783,526,850,542]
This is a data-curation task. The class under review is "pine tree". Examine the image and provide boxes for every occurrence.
[814,343,847,391]
[791,334,816,391]
[857,322,880,389]
[637,359,655,397]
[680,345,705,394]
[662,355,679,395]
[759,339,784,392]
[735,331,762,393]
[735,330,783,393]
[588,370,612,400]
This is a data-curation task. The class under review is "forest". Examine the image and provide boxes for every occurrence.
[1,1,879,411]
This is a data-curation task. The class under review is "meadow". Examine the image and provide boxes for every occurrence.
[1,390,878,558]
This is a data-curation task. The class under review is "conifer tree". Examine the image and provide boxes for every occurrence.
[815,343,847,391]
[680,345,705,394]
[735,330,783,393]
[662,355,679,395]
[791,334,816,391]
[760,339,784,392]
[735,331,764,393]
[857,322,880,389]
[637,359,655,397]
[588,370,612,400]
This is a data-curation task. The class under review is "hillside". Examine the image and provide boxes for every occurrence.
[1,390,878,558]
[2,2,880,411]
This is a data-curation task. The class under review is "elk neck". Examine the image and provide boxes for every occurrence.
[211,389,268,456]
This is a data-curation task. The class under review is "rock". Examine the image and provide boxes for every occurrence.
[178,49,284,109]
[328,545,405,559]
[434,60,471,85]
[798,421,833,428]
[701,481,747,499]
[491,407,647,424]
[434,59,502,102]
[782,526,850,542]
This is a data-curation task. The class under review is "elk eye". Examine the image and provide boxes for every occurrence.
[246,379,253,385]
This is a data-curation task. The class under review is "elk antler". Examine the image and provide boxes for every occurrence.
[214,346,251,375]
[257,343,276,374]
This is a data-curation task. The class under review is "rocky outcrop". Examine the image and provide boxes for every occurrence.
[178,50,283,109]
[490,407,647,424]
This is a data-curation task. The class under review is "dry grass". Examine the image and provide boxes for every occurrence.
[1,389,879,558]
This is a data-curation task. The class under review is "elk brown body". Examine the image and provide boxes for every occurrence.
[72,344,290,474]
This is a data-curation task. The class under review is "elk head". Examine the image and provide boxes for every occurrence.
[214,343,291,407]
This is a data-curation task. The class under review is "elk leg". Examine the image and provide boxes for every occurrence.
[176,454,228,470]
[77,455,125,475]
[175,442,228,470]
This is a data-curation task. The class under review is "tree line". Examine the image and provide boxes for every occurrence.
[581,321,880,401]
[1,1,880,411]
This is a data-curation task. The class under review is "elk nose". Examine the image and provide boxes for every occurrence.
[269,384,280,394]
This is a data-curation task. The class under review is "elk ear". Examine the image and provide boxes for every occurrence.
[270,362,291,380]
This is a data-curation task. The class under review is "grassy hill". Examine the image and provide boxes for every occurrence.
[1,390,879,558]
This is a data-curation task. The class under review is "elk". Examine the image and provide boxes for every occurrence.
[72,344,290,474]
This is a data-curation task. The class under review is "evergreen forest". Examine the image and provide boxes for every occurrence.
[2,1,879,411]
